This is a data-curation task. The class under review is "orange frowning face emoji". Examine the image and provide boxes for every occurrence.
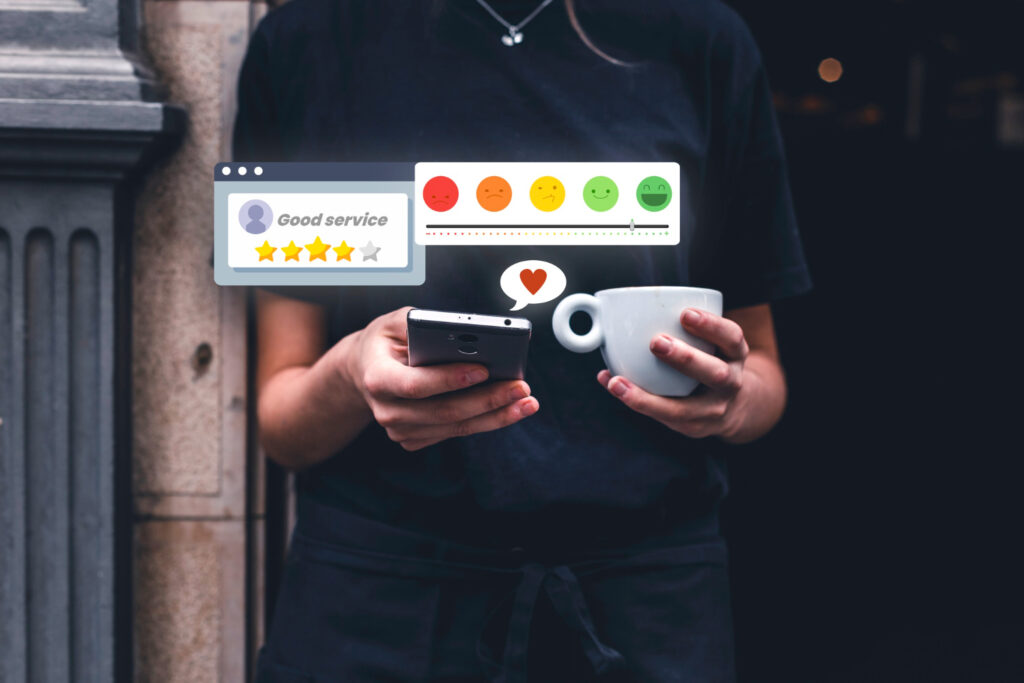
[475,175,512,212]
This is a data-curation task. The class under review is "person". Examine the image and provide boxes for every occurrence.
[235,0,811,680]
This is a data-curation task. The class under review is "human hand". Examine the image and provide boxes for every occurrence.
[344,307,538,451]
[597,307,751,440]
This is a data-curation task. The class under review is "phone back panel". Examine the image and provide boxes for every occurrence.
[407,320,530,381]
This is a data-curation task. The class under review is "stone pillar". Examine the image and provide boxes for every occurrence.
[0,2,183,683]
[130,2,266,681]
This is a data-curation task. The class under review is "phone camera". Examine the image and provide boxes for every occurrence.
[504,319,511,326]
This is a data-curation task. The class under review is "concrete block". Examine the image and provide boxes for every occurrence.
[134,519,247,683]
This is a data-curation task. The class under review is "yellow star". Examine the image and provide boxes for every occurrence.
[255,240,276,262]
[305,236,330,262]
[282,240,302,262]
[333,240,355,262]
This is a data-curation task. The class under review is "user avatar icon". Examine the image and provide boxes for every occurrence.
[239,199,273,234]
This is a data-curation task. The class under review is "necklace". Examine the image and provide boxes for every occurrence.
[474,0,555,46]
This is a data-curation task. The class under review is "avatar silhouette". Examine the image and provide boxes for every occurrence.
[246,204,267,233]
[239,198,273,234]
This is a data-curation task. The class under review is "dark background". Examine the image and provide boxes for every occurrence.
[719,1,1023,680]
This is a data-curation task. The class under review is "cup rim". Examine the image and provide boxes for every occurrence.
[595,285,722,297]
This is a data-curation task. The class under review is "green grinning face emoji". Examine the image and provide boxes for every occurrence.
[636,175,671,211]
[582,176,619,211]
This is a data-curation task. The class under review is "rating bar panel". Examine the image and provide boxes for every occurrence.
[414,162,684,246]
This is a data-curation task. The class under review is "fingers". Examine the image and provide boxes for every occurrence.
[397,397,539,451]
[649,334,741,393]
[362,306,541,451]
[601,374,718,421]
[680,309,749,361]
[364,360,490,400]
[378,380,529,428]
[597,373,727,437]
[371,375,537,449]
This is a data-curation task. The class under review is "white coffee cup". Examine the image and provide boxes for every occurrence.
[551,286,724,397]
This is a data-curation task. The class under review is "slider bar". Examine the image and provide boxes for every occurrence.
[425,224,669,230]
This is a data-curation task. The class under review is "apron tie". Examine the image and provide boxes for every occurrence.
[478,562,625,682]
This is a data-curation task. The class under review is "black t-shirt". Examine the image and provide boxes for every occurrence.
[234,0,811,548]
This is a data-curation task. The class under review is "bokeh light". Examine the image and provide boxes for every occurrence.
[818,58,843,83]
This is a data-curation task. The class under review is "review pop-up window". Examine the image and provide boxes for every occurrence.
[214,162,424,286]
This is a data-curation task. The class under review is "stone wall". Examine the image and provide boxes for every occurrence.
[132,2,267,680]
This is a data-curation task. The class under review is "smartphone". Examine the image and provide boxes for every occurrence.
[406,309,532,381]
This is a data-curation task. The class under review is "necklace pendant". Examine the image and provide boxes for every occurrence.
[501,28,523,46]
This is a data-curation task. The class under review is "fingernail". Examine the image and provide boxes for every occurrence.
[610,378,629,397]
[466,369,487,384]
[683,309,702,326]
[509,384,528,401]
[519,398,538,416]
[651,335,672,355]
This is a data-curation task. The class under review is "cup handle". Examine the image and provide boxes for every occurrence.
[552,293,603,353]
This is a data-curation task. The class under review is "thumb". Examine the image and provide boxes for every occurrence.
[381,306,415,342]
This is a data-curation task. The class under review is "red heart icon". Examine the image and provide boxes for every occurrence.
[520,269,547,295]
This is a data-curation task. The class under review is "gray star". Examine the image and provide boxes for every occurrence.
[360,241,381,261]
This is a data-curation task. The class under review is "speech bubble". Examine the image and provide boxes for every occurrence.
[500,260,567,311]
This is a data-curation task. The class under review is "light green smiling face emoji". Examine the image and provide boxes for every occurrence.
[636,175,671,211]
[583,176,619,212]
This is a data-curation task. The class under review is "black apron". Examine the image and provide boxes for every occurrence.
[255,497,736,682]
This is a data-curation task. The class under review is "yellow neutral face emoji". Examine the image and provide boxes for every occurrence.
[529,176,565,211]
